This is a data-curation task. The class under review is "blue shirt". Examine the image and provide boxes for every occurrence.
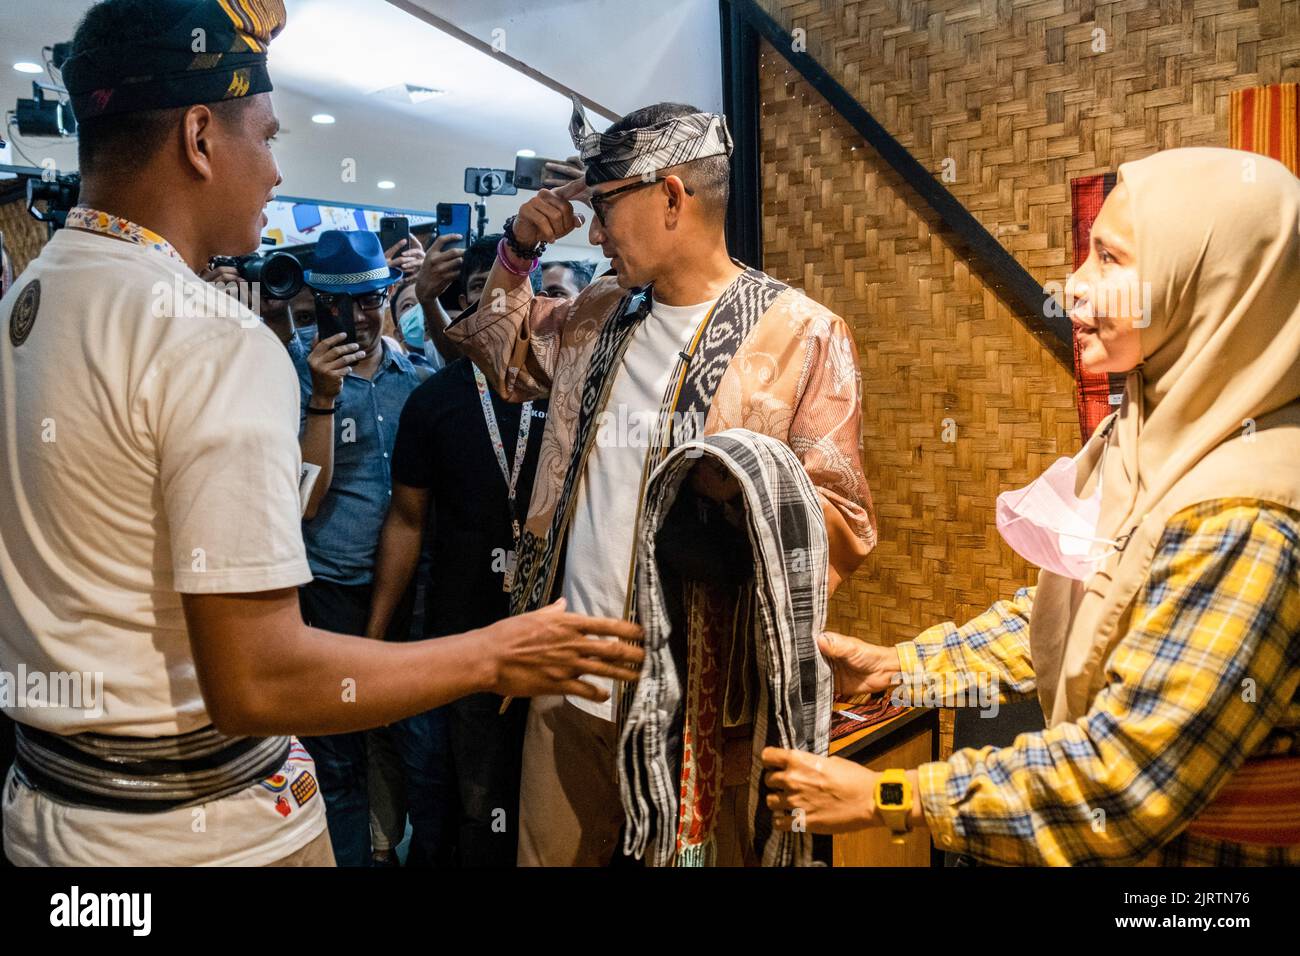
[293,340,426,584]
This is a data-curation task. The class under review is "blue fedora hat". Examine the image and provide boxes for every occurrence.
[304,229,402,294]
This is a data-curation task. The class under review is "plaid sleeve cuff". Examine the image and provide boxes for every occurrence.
[917,760,965,853]
[894,639,921,677]
[896,621,953,671]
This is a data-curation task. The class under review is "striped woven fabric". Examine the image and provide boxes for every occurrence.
[620,429,831,867]
[13,722,291,812]
[568,94,733,185]
[1231,83,1300,176]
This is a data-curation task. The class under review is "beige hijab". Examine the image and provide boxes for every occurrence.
[1032,147,1300,727]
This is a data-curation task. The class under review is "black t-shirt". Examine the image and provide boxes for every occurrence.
[391,357,548,637]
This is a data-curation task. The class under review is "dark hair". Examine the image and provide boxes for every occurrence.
[462,233,501,285]
[543,260,596,291]
[71,0,250,177]
[390,277,417,321]
[452,233,541,303]
[605,102,731,219]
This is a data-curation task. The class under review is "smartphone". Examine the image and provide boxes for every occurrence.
[463,167,517,196]
[378,215,410,255]
[436,203,472,250]
[514,155,569,191]
[314,291,356,345]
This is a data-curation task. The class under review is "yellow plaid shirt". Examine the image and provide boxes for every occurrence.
[896,499,1300,866]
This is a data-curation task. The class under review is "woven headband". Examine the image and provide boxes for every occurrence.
[569,94,733,186]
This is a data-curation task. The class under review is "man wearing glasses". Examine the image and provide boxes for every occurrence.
[293,229,430,865]
[446,99,878,866]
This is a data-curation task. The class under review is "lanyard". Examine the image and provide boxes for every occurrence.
[473,365,532,544]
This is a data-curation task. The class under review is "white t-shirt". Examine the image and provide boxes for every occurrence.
[0,228,322,865]
[561,295,717,721]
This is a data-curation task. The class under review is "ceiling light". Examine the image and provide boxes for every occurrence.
[377,180,395,190]
[516,149,536,157]
[311,113,336,124]
[13,62,43,74]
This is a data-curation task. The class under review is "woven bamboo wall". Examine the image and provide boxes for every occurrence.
[759,41,1079,652]
[756,0,1300,756]
[755,0,1300,288]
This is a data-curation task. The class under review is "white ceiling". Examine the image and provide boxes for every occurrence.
[398,0,724,116]
[1,0,724,262]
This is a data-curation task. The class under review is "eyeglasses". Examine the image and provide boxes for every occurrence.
[589,175,695,226]
[313,290,389,311]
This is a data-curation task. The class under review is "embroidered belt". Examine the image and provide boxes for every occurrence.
[12,722,290,813]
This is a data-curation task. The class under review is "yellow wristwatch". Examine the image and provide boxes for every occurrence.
[875,768,913,844]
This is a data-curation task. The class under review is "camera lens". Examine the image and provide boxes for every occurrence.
[236,255,264,285]
[248,252,304,300]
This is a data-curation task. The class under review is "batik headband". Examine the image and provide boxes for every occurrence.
[569,94,734,186]
[63,0,285,121]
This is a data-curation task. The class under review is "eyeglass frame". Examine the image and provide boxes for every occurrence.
[589,172,696,226]
[312,288,390,311]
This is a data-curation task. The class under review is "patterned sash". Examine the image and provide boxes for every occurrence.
[509,268,790,627]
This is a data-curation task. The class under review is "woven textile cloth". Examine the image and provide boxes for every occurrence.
[620,430,831,867]
[568,94,733,186]
[1231,83,1300,176]
[1069,173,1126,441]
[829,694,904,743]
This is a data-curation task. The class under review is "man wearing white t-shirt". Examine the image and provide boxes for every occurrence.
[0,0,641,867]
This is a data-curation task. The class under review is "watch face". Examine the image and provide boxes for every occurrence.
[880,782,904,805]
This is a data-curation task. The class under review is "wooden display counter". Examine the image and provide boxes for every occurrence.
[824,706,941,867]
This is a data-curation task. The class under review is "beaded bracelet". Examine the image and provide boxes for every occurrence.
[497,237,539,276]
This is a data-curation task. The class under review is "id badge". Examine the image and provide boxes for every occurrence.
[502,549,517,593]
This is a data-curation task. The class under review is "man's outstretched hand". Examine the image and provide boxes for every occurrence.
[481,598,643,701]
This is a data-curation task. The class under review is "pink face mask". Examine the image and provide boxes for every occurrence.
[995,452,1119,580]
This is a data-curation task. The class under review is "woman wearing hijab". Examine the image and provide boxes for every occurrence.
[761,147,1300,865]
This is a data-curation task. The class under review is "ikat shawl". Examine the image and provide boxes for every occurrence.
[620,430,832,867]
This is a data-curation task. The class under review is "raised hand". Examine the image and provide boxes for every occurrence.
[307,332,364,402]
[540,155,586,190]
[414,232,465,305]
[510,177,590,249]
[385,236,425,277]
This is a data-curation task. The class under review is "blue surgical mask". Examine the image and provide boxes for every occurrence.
[398,304,424,349]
